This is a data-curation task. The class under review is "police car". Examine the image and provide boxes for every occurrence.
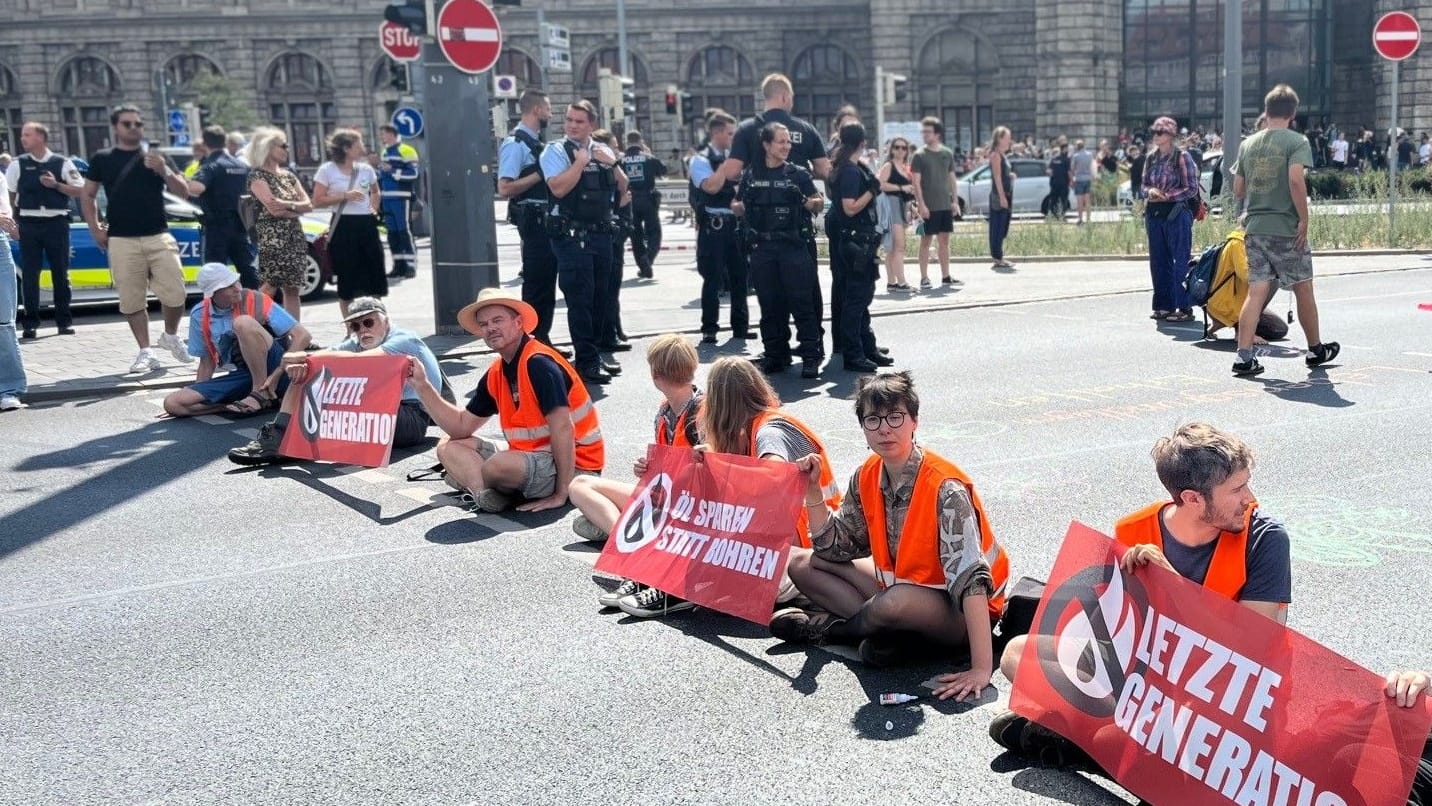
[10,191,335,309]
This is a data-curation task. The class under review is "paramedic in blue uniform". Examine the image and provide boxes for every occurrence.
[188,126,258,290]
[620,130,666,279]
[376,123,419,280]
[498,89,561,349]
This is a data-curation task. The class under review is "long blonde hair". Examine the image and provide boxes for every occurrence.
[245,126,287,169]
[987,125,1011,155]
[698,357,779,455]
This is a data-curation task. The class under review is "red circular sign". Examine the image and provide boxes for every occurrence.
[1374,11,1422,61]
[379,21,422,63]
[436,0,503,75]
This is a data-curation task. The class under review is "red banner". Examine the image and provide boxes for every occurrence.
[279,354,409,468]
[1011,523,1432,806]
[594,444,806,623]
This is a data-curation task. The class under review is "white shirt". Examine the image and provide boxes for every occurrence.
[1331,139,1349,163]
[1420,143,1431,164]
[4,149,85,216]
[313,161,378,216]
[0,174,12,218]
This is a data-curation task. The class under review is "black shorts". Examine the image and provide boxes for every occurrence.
[393,400,434,449]
[924,209,954,234]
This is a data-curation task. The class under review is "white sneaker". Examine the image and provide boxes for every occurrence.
[129,349,161,374]
[0,394,24,411]
[157,332,194,363]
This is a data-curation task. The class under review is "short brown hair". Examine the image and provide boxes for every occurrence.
[569,100,599,125]
[761,73,793,100]
[921,116,943,137]
[707,110,736,132]
[646,334,698,383]
[519,89,549,114]
[1263,84,1300,120]
[855,371,920,420]
[22,121,49,141]
[1151,423,1254,501]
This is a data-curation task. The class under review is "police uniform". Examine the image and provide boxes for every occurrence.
[8,150,82,334]
[192,149,258,289]
[605,189,632,345]
[827,160,884,370]
[689,146,748,341]
[737,159,821,374]
[378,139,420,278]
[619,146,666,277]
[499,122,558,345]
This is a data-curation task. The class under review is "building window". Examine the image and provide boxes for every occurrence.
[791,44,861,140]
[686,45,755,141]
[162,54,222,100]
[57,56,122,158]
[915,29,997,154]
[0,64,19,155]
[497,49,543,92]
[579,47,651,140]
[370,57,408,132]
[265,53,334,168]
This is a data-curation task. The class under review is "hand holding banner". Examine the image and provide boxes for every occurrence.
[1011,523,1432,806]
[594,444,806,624]
[279,354,410,468]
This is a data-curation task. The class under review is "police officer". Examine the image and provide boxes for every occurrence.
[690,111,753,346]
[595,128,632,351]
[827,121,893,373]
[498,89,563,353]
[541,99,629,385]
[620,130,666,279]
[6,121,85,338]
[375,123,420,280]
[188,126,258,290]
[735,122,825,379]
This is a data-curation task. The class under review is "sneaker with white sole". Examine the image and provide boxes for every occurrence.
[0,394,25,411]
[157,332,194,364]
[617,586,695,618]
[472,488,515,513]
[129,349,161,374]
[571,514,609,542]
[598,578,645,609]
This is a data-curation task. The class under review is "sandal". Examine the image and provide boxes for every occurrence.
[1149,310,1171,320]
[1164,311,1193,322]
[226,389,275,415]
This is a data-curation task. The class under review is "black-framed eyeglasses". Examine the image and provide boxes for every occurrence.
[118,120,144,129]
[347,316,380,332]
[860,411,909,431]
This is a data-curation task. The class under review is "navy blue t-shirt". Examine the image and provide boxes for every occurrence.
[466,337,572,418]
[730,109,825,172]
[831,162,876,228]
[1158,507,1292,604]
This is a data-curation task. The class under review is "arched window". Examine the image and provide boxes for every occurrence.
[686,45,755,137]
[578,47,650,139]
[57,56,122,158]
[791,44,861,139]
[0,64,20,156]
[916,28,998,153]
[264,52,335,168]
[497,49,542,92]
[162,54,222,100]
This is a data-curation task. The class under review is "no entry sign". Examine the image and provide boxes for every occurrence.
[1374,11,1421,61]
[436,0,503,75]
[379,20,421,63]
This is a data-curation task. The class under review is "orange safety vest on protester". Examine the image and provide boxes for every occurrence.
[655,397,701,448]
[747,409,840,548]
[201,290,274,367]
[1113,502,1251,600]
[857,450,1010,620]
[486,338,605,472]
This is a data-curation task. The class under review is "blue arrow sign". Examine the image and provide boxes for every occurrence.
[391,107,424,138]
[168,109,187,133]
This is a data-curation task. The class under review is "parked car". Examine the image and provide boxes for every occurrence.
[1119,149,1221,207]
[10,191,333,309]
[957,158,1076,218]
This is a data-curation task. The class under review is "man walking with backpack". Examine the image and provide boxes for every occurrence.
[1230,85,1339,377]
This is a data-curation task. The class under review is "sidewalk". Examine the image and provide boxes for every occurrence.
[15,219,1429,402]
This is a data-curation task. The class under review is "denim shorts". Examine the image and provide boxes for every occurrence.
[187,342,286,405]
[1073,180,1092,196]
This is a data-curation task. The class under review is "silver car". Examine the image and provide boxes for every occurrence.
[957,158,1075,217]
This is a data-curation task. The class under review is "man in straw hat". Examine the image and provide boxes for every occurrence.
[405,288,605,513]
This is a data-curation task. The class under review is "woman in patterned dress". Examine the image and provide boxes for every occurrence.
[244,127,313,320]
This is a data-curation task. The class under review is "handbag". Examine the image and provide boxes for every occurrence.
[237,194,262,238]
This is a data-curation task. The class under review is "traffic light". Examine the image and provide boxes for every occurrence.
[390,63,409,93]
[383,0,428,35]
[881,71,908,107]
[665,85,678,115]
[680,92,695,123]
[597,68,621,127]
[198,104,212,128]
[620,76,637,122]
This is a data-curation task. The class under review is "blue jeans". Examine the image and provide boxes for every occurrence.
[0,233,27,397]
[988,208,1012,261]
[1146,206,1193,312]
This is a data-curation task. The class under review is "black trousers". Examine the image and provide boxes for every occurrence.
[696,216,747,335]
[606,227,626,342]
[750,238,821,363]
[18,216,72,331]
[516,208,558,345]
[830,234,878,361]
[202,213,259,289]
[629,193,662,269]
[551,232,613,372]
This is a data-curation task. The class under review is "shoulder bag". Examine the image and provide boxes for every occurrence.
[313,166,360,262]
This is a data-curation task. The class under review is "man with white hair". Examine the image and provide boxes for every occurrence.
[226,131,248,165]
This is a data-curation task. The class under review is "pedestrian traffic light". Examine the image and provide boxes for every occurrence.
[390,63,409,93]
[597,68,622,127]
[198,104,212,128]
[620,77,637,122]
[383,0,428,35]
[665,85,678,115]
[680,92,695,123]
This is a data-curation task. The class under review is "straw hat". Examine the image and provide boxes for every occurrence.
[456,287,539,336]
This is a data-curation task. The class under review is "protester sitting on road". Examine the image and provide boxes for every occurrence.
[227,297,440,465]
[570,334,704,616]
[408,288,604,514]
[770,371,1011,697]
[990,422,1291,768]
[163,263,309,418]
[1386,670,1432,805]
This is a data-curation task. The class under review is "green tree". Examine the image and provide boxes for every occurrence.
[188,70,259,131]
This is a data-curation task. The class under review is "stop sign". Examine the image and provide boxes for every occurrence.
[1374,11,1421,61]
[380,21,422,63]
[436,0,503,75]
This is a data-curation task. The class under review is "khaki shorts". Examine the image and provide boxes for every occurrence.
[474,437,598,500]
[109,233,187,314]
[1245,233,1313,290]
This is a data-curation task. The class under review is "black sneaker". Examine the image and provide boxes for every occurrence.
[768,607,843,643]
[227,422,287,465]
[1231,357,1265,377]
[597,578,645,609]
[858,636,910,667]
[800,362,821,379]
[752,355,790,374]
[1305,341,1340,368]
[617,586,695,618]
[701,332,717,344]
[988,709,1092,769]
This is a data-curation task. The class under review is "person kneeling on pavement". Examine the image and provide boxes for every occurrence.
[227,297,440,464]
[771,371,1011,700]
[410,288,605,514]
[163,263,309,418]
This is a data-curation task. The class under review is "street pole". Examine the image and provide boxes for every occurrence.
[1389,61,1399,245]
[874,65,886,148]
[407,56,433,239]
[616,0,632,132]
[536,4,548,91]
[1221,0,1242,205]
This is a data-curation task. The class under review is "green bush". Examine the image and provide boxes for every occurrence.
[1306,170,1350,200]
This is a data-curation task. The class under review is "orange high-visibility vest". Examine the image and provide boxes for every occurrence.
[201,290,274,367]
[655,394,701,448]
[857,450,1010,620]
[747,409,840,548]
[1113,502,1251,600]
[486,338,605,472]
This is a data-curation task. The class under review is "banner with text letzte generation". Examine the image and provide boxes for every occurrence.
[595,445,806,623]
[1011,523,1432,806]
[279,355,408,468]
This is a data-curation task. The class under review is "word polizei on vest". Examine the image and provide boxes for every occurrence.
[279,355,409,468]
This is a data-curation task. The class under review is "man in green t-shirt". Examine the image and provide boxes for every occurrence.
[909,117,961,289]
[1230,84,1339,377]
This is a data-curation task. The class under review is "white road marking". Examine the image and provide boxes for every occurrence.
[1403,352,1432,358]
[196,415,230,426]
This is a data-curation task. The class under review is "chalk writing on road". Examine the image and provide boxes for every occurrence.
[1268,494,1432,568]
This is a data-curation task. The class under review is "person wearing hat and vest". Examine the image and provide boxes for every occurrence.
[772,371,1010,696]
[407,288,604,514]
[162,263,308,418]
[6,121,86,339]
[227,296,441,465]
[989,421,1291,770]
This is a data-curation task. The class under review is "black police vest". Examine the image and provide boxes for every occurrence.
[691,147,736,210]
[512,128,549,205]
[739,163,807,234]
[621,150,656,193]
[555,140,615,225]
[15,154,70,212]
[202,152,249,216]
[831,162,879,233]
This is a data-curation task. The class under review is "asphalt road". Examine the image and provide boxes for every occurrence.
[3,269,1431,805]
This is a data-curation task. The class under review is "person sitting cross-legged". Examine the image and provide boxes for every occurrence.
[163,263,309,418]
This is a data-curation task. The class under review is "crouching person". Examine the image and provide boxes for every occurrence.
[163,263,309,417]
[771,371,1011,700]
[226,296,440,464]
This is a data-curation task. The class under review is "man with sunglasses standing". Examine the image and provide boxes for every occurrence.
[81,104,194,374]
[227,297,441,465]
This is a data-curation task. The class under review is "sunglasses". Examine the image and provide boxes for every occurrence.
[118,120,144,129]
[347,316,380,332]
[1152,129,1173,136]
[275,142,289,148]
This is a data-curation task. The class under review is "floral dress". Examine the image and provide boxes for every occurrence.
[248,167,309,289]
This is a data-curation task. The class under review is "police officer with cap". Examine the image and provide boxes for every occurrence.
[375,123,419,280]
[735,121,825,379]
[497,89,564,354]
[188,125,258,290]
[690,110,754,346]
[620,130,666,279]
